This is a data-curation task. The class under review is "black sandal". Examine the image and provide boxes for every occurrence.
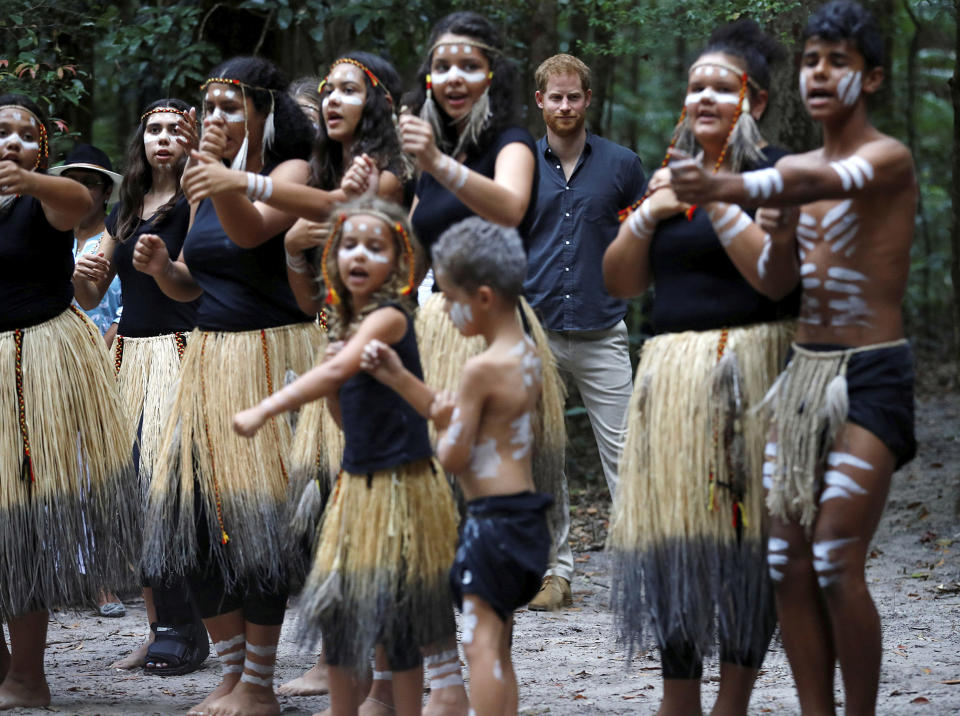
[143,621,210,676]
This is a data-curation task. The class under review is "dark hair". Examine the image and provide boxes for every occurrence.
[205,56,314,166]
[402,11,519,159]
[113,98,190,243]
[310,52,406,190]
[804,1,883,69]
[0,93,50,169]
[702,18,783,93]
[433,216,526,301]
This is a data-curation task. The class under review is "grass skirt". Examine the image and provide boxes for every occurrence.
[111,332,188,486]
[142,322,320,588]
[0,308,139,618]
[607,321,793,662]
[416,294,567,537]
[297,459,458,672]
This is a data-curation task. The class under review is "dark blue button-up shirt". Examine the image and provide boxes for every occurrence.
[524,132,645,331]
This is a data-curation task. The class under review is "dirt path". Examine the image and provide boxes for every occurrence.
[5,395,959,715]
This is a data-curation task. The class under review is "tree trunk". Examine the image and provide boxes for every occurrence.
[524,0,558,137]
[950,0,960,372]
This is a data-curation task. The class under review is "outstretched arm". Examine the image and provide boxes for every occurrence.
[670,138,915,208]
[234,306,407,436]
[0,161,92,231]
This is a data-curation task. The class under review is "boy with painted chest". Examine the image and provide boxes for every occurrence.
[670,2,917,713]
[361,216,553,716]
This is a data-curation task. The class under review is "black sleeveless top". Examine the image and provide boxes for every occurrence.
[107,197,199,337]
[648,146,800,334]
[182,198,312,332]
[0,194,75,331]
[339,305,433,473]
[412,126,539,259]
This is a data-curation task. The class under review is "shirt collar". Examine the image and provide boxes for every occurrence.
[540,129,594,159]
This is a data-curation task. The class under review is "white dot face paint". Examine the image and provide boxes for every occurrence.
[448,301,474,332]
[358,223,368,232]
[836,70,863,106]
[344,220,354,233]
[469,437,501,479]
[436,45,446,56]
[223,89,237,100]
[509,412,532,459]
[212,88,222,97]
[684,87,741,107]
[373,225,382,236]
[338,244,390,264]
[449,45,459,55]
[431,65,489,86]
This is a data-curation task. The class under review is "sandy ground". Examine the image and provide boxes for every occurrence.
[4,394,959,715]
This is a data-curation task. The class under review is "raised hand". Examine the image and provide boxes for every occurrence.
[398,114,440,172]
[132,233,171,276]
[668,148,714,204]
[360,338,404,384]
[175,107,200,153]
[341,154,380,199]
[0,160,32,196]
[182,150,242,202]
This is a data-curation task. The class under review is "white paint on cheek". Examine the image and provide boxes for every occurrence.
[212,107,244,123]
[838,70,862,106]
[469,437,501,479]
[510,412,532,459]
[432,66,488,85]
[328,89,363,106]
[799,72,808,100]
[685,88,740,107]
[448,302,474,331]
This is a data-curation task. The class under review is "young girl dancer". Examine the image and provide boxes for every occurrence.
[0,94,139,709]
[234,199,458,716]
[72,98,209,675]
[133,57,318,716]
[604,20,799,715]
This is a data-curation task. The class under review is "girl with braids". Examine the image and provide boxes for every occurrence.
[399,14,564,712]
[603,20,800,715]
[133,57,318,716]
[72,98,209,676]
[0,94,138,710]
[234,198,458,716]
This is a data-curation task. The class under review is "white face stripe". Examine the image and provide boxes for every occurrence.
[837,70,863,106]
[509,412,532,459]
[211,107,244,123]
[685,87,740,107]
[743,168,784,199]
[338,244,389,264]
[322,88,364,107]
[432,65,488,85]
[468,437,501,478]
[448,301,473,331]
[0,133,39,151]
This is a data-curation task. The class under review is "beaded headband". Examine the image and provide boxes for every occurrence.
[139,106,193,124]
[320,210,417,305]
[0,104,49,169]
[429,39,499,56]
[688,60,761,92]
[317,58,392,103]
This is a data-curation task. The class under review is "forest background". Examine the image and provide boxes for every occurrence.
[2,0,958,486]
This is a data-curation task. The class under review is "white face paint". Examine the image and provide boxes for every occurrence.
[436,45,446,56]
[431,65,488,85]
[448,301,473,331]
[836,70,862,106]
[461,600,477,644]
[143,115,180,147]
[510,412,532,459]
[469,437,501,479]
[799,72,808,102]
[344,220,354,232]
[0,132,39,151]
[338,244,390,264]
[373,225,382,235]
[812,537,857,587]
[685,87,741,107]
[322,88,364,108]
[211,107,244,124]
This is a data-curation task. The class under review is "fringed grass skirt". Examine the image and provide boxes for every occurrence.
[0,308,139,618]
[142,322,320,589]
[607,321,793,662]
[111,332,188,486]
[297,459,458,672]
[416,294,567,535]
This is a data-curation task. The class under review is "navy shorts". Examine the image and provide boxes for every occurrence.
[450,491,553,621]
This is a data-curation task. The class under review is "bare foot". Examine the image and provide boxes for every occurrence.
[0,674,51,710]
[188,674,240,716]
[423,684,469,716]
[207,681,280,716]
[109,639,151,670]
[278,661,329,696]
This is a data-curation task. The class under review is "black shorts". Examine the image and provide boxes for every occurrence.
[792,341,917,468]
[450,491,553,622]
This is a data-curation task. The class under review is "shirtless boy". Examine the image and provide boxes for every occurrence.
[362,217,553,716]
[670,2,916,713]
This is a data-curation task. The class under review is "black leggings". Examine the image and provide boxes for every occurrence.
[660,641,767,680]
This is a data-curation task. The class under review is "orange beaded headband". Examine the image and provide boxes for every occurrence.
[688,60,761,92]
[317,58,392,103]
[139,106,193,124]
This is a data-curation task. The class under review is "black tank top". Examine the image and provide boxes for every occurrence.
[108,197,199,337]
[0,194,75,331]
[339,304,433,473]
[182,198,312,331]
[648,146,800,334]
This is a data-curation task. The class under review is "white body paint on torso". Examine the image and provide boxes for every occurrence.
[443,408,464,447]
[509,412,532,459]
[508,336,542,388]
[469,438,501,479]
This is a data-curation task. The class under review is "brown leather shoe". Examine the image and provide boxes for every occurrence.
[527,575,572,611]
